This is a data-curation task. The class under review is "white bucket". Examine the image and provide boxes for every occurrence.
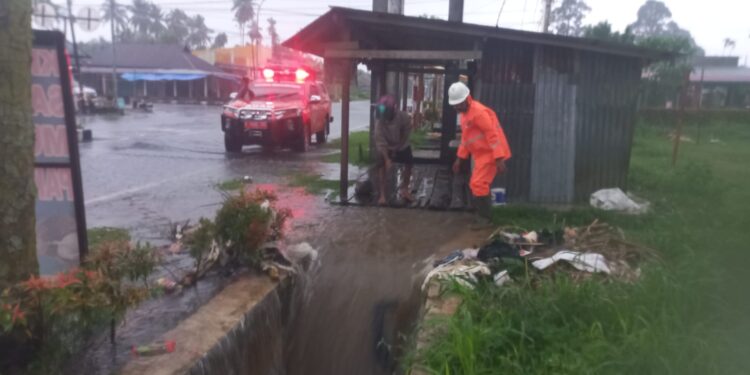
[491,187,507,206]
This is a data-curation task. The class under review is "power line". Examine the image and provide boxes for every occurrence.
[496,0,507,27]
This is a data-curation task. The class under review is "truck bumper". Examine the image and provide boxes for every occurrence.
[221,115,301,146]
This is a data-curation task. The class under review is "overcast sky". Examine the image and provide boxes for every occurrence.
[48,0,750,64]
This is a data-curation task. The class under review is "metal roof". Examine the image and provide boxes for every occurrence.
[691,66,750,83]
[283,7,671,61]
[80,43,233,78]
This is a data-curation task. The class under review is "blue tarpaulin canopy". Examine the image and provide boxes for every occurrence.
[121,72,207,81]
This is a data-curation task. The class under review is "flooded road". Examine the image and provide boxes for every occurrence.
[79,102,369,244]
[75,102,481,374]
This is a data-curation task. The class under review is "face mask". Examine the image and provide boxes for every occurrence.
[376,104,394,121]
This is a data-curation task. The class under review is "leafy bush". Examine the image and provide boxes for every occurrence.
[0,238,160,373]
[187,189,291,273]
[1,268,127,374]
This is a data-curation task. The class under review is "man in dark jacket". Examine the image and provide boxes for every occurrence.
[373,95,414,206]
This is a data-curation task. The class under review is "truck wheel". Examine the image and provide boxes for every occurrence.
[316,114,329,144]
[316,128,327,144]
[293,122,310,152]
[224,132,242,153]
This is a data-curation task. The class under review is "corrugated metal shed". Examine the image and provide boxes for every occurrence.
[573,51,641,202]
[283,7,666,205]
[528,46,577,204]
[478,41,535,202]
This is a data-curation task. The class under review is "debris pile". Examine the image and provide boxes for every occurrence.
[423,220,651,292]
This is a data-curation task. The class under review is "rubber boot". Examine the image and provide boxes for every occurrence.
[470,195,494,231]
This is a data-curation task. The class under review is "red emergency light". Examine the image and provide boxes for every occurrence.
[294,68,310,82]
[261,66,313,83]
[262,68,275,82]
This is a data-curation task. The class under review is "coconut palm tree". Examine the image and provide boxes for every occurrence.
[146,3,165,39]
[723,38,736,55]
[101,0,130,40]
[187,15,213,49]
[129,0,152,39]
[212,32,228,49]
[163,9,190,44]
[232,0,255,45]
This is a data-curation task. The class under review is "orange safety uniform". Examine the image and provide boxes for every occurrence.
[456,96,512,197]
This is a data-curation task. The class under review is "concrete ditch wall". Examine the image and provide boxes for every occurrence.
[120,275,293,375]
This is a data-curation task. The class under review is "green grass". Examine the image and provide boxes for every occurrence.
[322,130,371,166]
[216,178,245,191]
[408,121,750,374]
[87,227,130,249]
[410,128,429,149]
[323,129,428,166]
[287,172,341,195]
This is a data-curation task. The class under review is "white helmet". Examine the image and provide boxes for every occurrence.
[448,82,470,105]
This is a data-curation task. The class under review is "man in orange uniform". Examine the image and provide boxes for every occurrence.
[449,82,511,227]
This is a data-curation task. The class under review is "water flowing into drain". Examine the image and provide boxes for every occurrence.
[186,208,477,375]
[285,209,475,374]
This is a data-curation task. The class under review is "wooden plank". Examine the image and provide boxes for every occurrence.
[324,49,482,60]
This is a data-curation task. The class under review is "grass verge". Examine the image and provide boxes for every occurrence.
[216,178,245,191]
[407,120,750,374]
[287,172,341,195]
[322,131,371,166]
[87,227,130,249]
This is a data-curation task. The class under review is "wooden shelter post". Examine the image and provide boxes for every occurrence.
[340,59,352,203]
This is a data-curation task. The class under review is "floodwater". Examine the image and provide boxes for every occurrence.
[79,102,370,244]
[285,207,480,375]
[73,103,481,374]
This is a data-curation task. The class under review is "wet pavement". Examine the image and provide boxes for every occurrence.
[80,102,370,244]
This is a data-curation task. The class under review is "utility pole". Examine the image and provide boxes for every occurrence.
[67,0,84,101]
[109,0,118,99]
[253,0,266,79]
[542,0,553,33]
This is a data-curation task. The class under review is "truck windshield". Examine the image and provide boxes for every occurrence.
[249,85,302,101]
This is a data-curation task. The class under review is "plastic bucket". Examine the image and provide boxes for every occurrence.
[491,187,507,206]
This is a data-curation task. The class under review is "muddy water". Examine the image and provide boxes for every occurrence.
[285,207,479,374]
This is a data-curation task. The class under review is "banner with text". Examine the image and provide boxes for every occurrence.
[32,31,88,275]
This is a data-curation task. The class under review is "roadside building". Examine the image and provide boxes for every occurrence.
[691,56,750,109]
[193,44,274,79]
[79,43,238,104]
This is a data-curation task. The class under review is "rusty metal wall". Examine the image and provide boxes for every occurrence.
[573,51,642,202]
[479,40,535,202]
[478,41,642,204]
[529,46,578,204]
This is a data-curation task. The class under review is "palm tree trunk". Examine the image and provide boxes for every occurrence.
[0,0,39,288]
